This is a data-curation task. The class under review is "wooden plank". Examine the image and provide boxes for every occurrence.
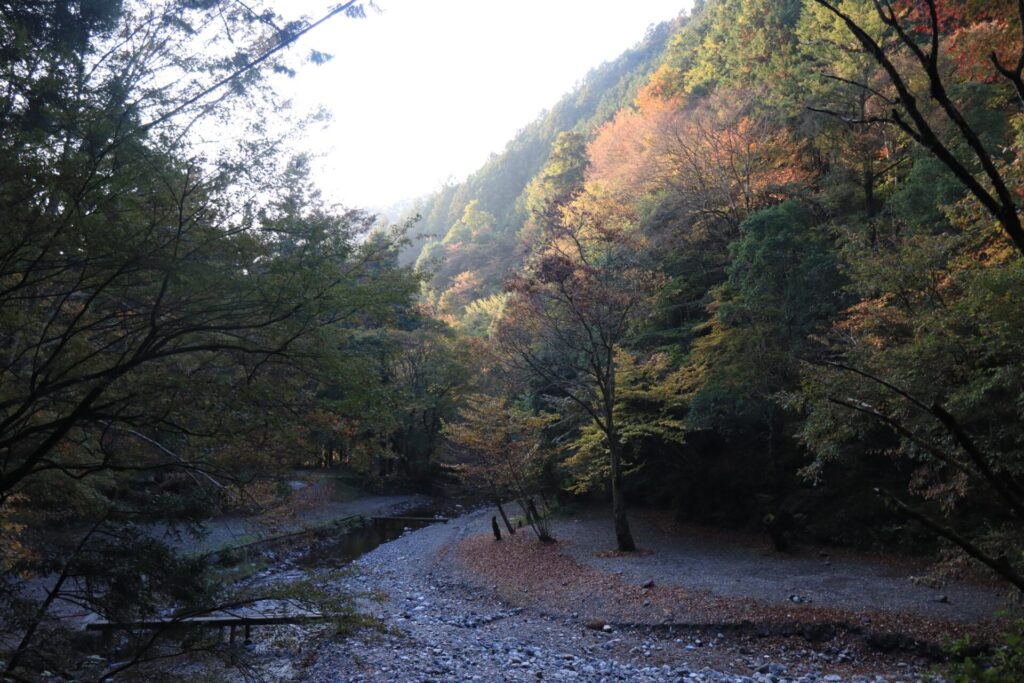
[85,614,328,632]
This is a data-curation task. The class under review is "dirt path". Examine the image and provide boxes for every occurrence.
[545,509,1008,622]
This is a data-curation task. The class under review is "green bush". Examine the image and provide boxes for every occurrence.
[944,621,1024,683]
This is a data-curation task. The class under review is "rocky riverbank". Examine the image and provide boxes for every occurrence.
[293,506,1010,682]
[138,503,1011,681]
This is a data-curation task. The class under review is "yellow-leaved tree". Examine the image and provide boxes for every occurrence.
[443,394,558,542]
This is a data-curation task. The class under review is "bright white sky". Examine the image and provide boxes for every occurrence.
[272,0,688,211]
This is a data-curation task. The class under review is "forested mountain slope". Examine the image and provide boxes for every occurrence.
[430,0,1024,595]
[402,19,679,323]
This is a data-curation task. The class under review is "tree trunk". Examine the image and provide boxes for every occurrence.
[527,497,554,542]
[604,351,636,552]
[519,498,536,529]
[858,86,880,224]
[495,500,515,535]
[609,438,636,552]
[526,498,541,525]
[491,516,502,540]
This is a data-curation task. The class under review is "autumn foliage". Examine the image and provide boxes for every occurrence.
[422,0,1024,602]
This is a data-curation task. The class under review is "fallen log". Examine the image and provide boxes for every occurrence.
[85,612,329,646]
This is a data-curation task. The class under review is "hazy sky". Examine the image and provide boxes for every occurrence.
[272,1,688,210]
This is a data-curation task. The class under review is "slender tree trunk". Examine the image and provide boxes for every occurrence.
[608,436,636,552]
[604,352,636,552]
[495,499,515,535]
[519,497,537,532]
[767,404,785,496]
[527,497,553,542]
[858,86,879,225]
[863,161,878,220]
[526,498,540,524]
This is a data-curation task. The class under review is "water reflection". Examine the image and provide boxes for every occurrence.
[299,516,438,568]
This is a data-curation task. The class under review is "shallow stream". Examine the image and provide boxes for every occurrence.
[296,504,457,569]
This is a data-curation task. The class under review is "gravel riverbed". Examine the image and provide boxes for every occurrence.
[287,505,1001,682]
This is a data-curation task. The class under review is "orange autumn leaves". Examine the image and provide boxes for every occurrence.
[586,85,810,234]
[895,0,1020,83]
